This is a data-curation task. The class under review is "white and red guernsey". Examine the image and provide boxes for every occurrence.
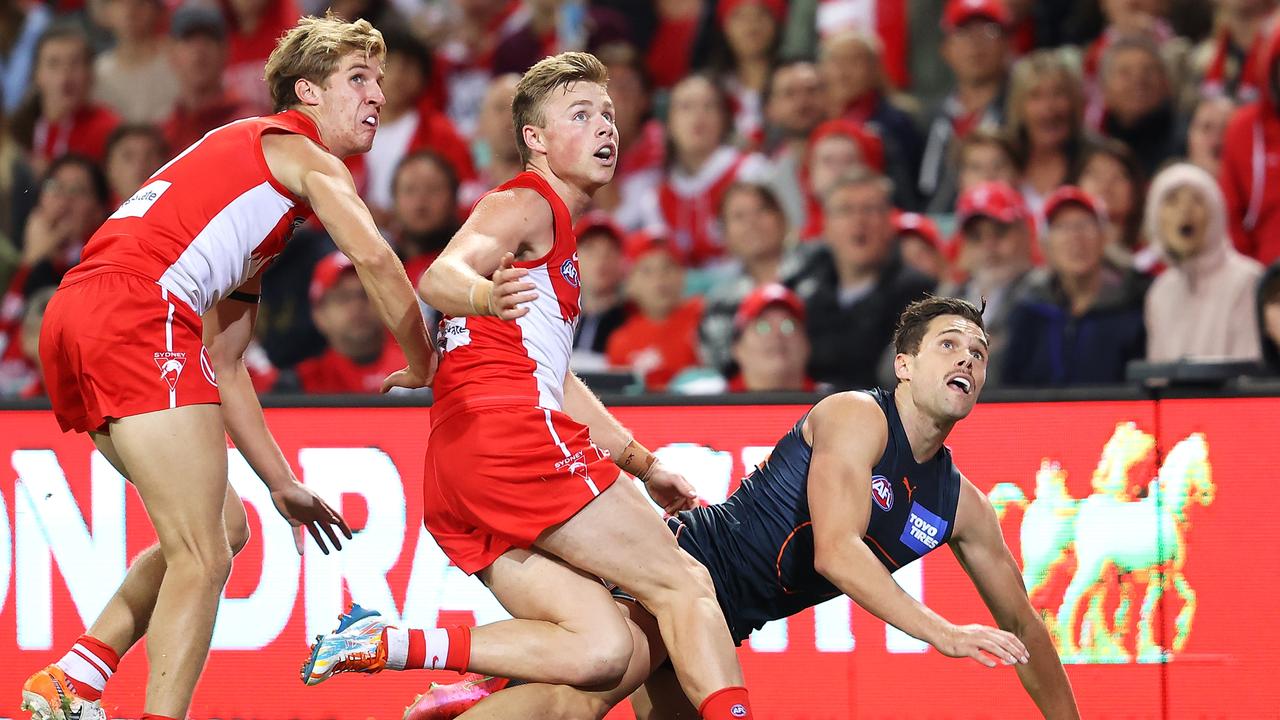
[63,110,323,315]
[431,171,583,425]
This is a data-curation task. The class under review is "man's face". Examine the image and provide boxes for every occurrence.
[171,34,227,93]
[962,217,1031,285]
[1047,206,1106,279]
[897,314,989,422]
[106,134,166,201]
[733,306,810,390]
[42,163,103,241]
[626,250,684,319]
[819,34,878,109]
[942,20,1008,85]
[313,273,382,359]
[722,188,785,264]
[531,81,617,191]
[808,135,864,197]
[823,182,893,273]
[766,62,823,137]
[106,0,161,42]
[392,158,455,236]
[1102,47,1169,123]
[311,51,385,157]
[958,143,1017,192]
[35,36,91,111]
[577,232,625,300]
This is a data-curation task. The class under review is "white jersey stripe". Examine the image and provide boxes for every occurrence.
[513,265,574,410]
[163,287,176,408]
[542,408,600,496]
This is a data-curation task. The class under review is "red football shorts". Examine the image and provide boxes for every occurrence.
[41,273,220,433]
[422,405,621,574]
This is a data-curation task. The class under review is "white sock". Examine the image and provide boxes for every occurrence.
[383,627,452,670]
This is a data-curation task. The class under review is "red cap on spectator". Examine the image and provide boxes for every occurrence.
[807,119,886,173]
[955,181,1027,228]
[574,211,625,247]
[734,283,806,332]
[310,251,357,303]
[942,0,1010,31]
[625,230,685,265]
[1044,185,1106,225]
[717,0,787,27]
[892,211,943,250]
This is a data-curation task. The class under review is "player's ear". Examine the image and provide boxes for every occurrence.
[522,124,546,157]
[894,352,912,383]
[295,77,322,107]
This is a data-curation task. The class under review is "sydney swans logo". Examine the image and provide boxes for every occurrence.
[987,422,1216,664]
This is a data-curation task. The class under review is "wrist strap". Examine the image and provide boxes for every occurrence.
[620,439,658,482]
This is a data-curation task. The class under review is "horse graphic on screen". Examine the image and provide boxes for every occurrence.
[988,422,1215,664]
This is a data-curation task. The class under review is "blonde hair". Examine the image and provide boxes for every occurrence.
[264,12,385,113]
[512,52,609,166]
[1005,49,1086,167]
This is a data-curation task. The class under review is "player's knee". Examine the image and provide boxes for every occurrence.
[165,535,234,587]
[635,550,717,609]
[568,627,632,687]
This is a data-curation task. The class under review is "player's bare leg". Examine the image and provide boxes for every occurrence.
[85,427,250,655]
[632,664,700,720]
[535,478,743,708]
[106,404,234,717]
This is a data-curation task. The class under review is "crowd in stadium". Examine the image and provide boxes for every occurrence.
[3,0,1280,398]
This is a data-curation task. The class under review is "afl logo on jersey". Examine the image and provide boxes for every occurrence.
[871,475,894,511]
[560,257,580,288]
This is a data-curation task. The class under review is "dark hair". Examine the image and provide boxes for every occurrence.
[762,57,816,108]
[382,26,433,80]
[664,73,735,168]
[106,123,169,163]
[45,153,111,207]
[392,149,460,201]
[956,127,1017,167]
[893,296,987,355]
[718,181,784,219]
[1080,137,1146,250]
[10,21,92,151]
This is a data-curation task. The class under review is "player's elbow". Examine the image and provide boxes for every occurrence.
[812,536,846,583]
[343,241,397,277]
[418,261,444,306]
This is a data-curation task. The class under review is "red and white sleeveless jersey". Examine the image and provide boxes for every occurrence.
[63,110,323,315]
[431,171,583,423]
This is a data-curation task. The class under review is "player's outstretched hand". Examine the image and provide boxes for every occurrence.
[490,252,538,320]
[642,463,701,514]
[381,347,439,393]
[271,481,354,556]
[935,623,1030,668]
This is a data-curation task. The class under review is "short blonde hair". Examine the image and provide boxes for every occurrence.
[512,52,609,166]
[264,12,385,113]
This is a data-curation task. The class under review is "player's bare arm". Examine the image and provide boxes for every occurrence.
[418,188,552,319]
[261,132,435,389]
[562,370,698,513]
[807,392,1027,666]
[203,271,352,555]
[950,477,1080,718]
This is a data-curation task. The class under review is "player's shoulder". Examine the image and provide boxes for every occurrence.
[469,186,554,229]
[807,391,888,447]
[261,130,340,169]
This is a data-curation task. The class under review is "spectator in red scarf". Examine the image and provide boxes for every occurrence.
[799,118,884,241]
[818,29,923,209]
[288,252,410,394]
[1186,94,1236,178]
[11,23,119,173]
[706,0,785,143]
[161,3,256,155]
[1193,0,1274,102]
[102,124,167,209]
[640,74,769,267]
[1221,17,1280,264]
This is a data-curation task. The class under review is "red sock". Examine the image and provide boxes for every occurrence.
[699,686,752,719]
[383,625,471,672]
[55,634,120,701]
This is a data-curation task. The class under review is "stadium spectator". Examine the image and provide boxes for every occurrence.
[699,182,804,372]
[1191,0,1274,101]
[1222,20,1280,265]
[1081,0,1176,92]
[1185,94,1235,177]
[285,251,409,394]
[1097,34,1180,176]
[590,44,663,230]
[954,127,1019,193]
[326,0,406,28]
[102,124,167,208]
[92,0,180,123]
[785,168,934,390]
[223,0,304,113]
[1003,186,1147,386]
[1078,139,1152,272]
[571,212,628,370]
[1006,49,1091,220]
[1259,260,1280,372]
[6,155,107,302]
[892,211,946,282]
[491,0,629,76]
[941,181,1036,386]
[389,151,460,288]
[1,0,52,114]
[162,3,255,155]
[919,0,1011,214]
[800,118,885,240]
[356,29,474,217]
[641,74,769,267]
[759,59,824,230]
[707,0,785,142]
[646,0,705,89]
[11,23,119,171]
[466,72,522,207]
[428,0,522,137]
[1144,162,1263,362]
[726,283,816,392]
[819,29,923,209]
[0,285,53,398]
[0,106,37,290]
[606,231,702,390]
